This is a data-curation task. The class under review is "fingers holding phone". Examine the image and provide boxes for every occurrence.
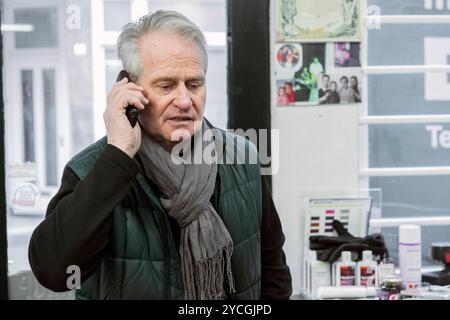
[104,75,148,158]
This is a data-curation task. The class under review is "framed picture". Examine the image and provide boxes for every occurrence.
[277,0,361,42]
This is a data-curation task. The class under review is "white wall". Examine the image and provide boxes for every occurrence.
[269,0,360,295]
[271,106,360,294]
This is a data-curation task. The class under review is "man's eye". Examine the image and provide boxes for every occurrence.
[188,81,203,90]
[159,84,173,90]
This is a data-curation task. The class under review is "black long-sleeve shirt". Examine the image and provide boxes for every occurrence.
[28,144,292,299]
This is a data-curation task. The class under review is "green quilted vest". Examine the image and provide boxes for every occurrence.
[67,131,262,300]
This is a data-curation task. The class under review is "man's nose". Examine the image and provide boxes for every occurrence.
[173,85,193,111]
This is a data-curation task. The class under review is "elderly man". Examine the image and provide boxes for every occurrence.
[29,10,292,300]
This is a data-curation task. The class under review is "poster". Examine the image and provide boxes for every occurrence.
[276,73,362,106]
[276,42,362,107]
[276,43,326,106]
[277,0,361,42]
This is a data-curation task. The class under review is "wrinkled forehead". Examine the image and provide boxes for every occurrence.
[138,31,206,73]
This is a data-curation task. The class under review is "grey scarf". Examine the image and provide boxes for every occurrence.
[138,121,235,300]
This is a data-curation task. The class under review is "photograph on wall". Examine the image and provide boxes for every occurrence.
[277,0,361,42]
[334,42,361,67]
[276,43,326,106]
[317,73,362,105]
[276,79,297,106]
[276,43,303,79]
[292,43,326,105]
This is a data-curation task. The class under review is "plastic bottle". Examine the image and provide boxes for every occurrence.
[309,251,331,298]
[357,250,378,287]
[399,224,422,289]
[332,260,337,286]
[335,251,356,286]
[378,257,396,284]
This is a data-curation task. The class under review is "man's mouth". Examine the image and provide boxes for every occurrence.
[168,116,193,122]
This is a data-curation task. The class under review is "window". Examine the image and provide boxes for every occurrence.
[104,0,131,31]
[14,7,58,49]
[147,0,226,31]
[364,0,450,267]
[104,48,123,95]
[3,0,229,299]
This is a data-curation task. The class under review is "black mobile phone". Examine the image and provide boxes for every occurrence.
[116,70,140,128]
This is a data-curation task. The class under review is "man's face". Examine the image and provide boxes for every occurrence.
[137,31,206,148]
[322,76,330,88]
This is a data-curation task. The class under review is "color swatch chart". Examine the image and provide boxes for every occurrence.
[305,197,372,238]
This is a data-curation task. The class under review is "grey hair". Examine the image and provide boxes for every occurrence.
[117,10,208,83]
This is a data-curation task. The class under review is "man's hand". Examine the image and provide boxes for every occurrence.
[104,77,148,158]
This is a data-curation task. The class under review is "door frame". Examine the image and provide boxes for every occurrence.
[1,1,9,300]
[8,57,70,192]
[1,0,69,299]
[227,0,272,187]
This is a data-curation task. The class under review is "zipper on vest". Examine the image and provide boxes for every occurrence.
[159,212,171,300]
